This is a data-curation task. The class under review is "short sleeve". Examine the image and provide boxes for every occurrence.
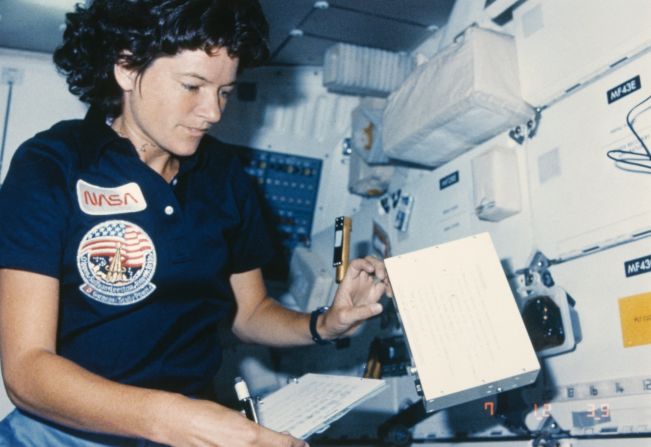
[226,157,274,274]
[0,143,70,278]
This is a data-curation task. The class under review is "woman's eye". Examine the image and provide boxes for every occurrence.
[219,89,232,99]
[182,83,200,92]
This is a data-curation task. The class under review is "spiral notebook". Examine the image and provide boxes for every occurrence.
[257,373,387,439]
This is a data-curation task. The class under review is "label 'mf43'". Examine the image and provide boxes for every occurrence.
[625,254,651,278]
[607,75,641,104]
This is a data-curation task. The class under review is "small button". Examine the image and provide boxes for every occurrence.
[164,205,174,215]
[171,178,178,186]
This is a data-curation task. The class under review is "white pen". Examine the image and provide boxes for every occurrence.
[234,376,259,423]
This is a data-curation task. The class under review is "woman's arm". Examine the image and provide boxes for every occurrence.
[231,256,391,346]
[0,269,305,447]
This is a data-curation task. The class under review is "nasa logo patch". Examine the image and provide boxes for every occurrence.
[76,180,147,216]
[77,220,156,305]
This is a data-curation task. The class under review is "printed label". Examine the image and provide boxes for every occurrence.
[439,171,459,190]
[618,291,651,348]
[76,180,147,215]
[625,254,651,277]
[607,75,641,104]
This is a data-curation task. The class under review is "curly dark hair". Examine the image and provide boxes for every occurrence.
[53,0,269,118]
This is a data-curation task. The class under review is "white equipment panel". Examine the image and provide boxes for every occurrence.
[513,0,651,106]
[526,50,651,261]
[530,237,651,436]
[378,133,534,270]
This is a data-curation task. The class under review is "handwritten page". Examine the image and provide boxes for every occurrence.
[385,233,539,410]
[258,373,387,439]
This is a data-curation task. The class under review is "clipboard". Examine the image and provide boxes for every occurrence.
[384,232,540,412]
[257,373,387,439]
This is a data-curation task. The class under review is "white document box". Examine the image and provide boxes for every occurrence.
[385,233,540,412]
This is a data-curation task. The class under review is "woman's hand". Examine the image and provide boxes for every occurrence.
[318,256,393,340]
[154,395,307,447]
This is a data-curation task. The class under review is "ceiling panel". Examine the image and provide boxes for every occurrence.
[263,0,456,65]
[0,0,455,67]
[258,0,315,54]
[327,0,454,27]
[0,1,72,54]
[301,6,433,53]
[271,34,336,66]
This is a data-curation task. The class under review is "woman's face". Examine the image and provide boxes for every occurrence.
[116,47,239,159]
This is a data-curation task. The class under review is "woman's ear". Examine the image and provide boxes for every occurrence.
[113,61,137,92]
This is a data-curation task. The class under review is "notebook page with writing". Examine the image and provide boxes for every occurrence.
[257,374,387,439]
[385,233,539,412]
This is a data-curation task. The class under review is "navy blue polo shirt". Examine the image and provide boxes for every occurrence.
[0,108,273,396]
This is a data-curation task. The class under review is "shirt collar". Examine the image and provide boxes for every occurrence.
[79,107,203,176]
[78,107,122,168]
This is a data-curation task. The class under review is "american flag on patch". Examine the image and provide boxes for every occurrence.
[80,222,152,268]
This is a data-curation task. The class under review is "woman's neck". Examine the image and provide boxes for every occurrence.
[111,116,180,183]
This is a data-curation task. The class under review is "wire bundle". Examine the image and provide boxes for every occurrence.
[607,94,651,173]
